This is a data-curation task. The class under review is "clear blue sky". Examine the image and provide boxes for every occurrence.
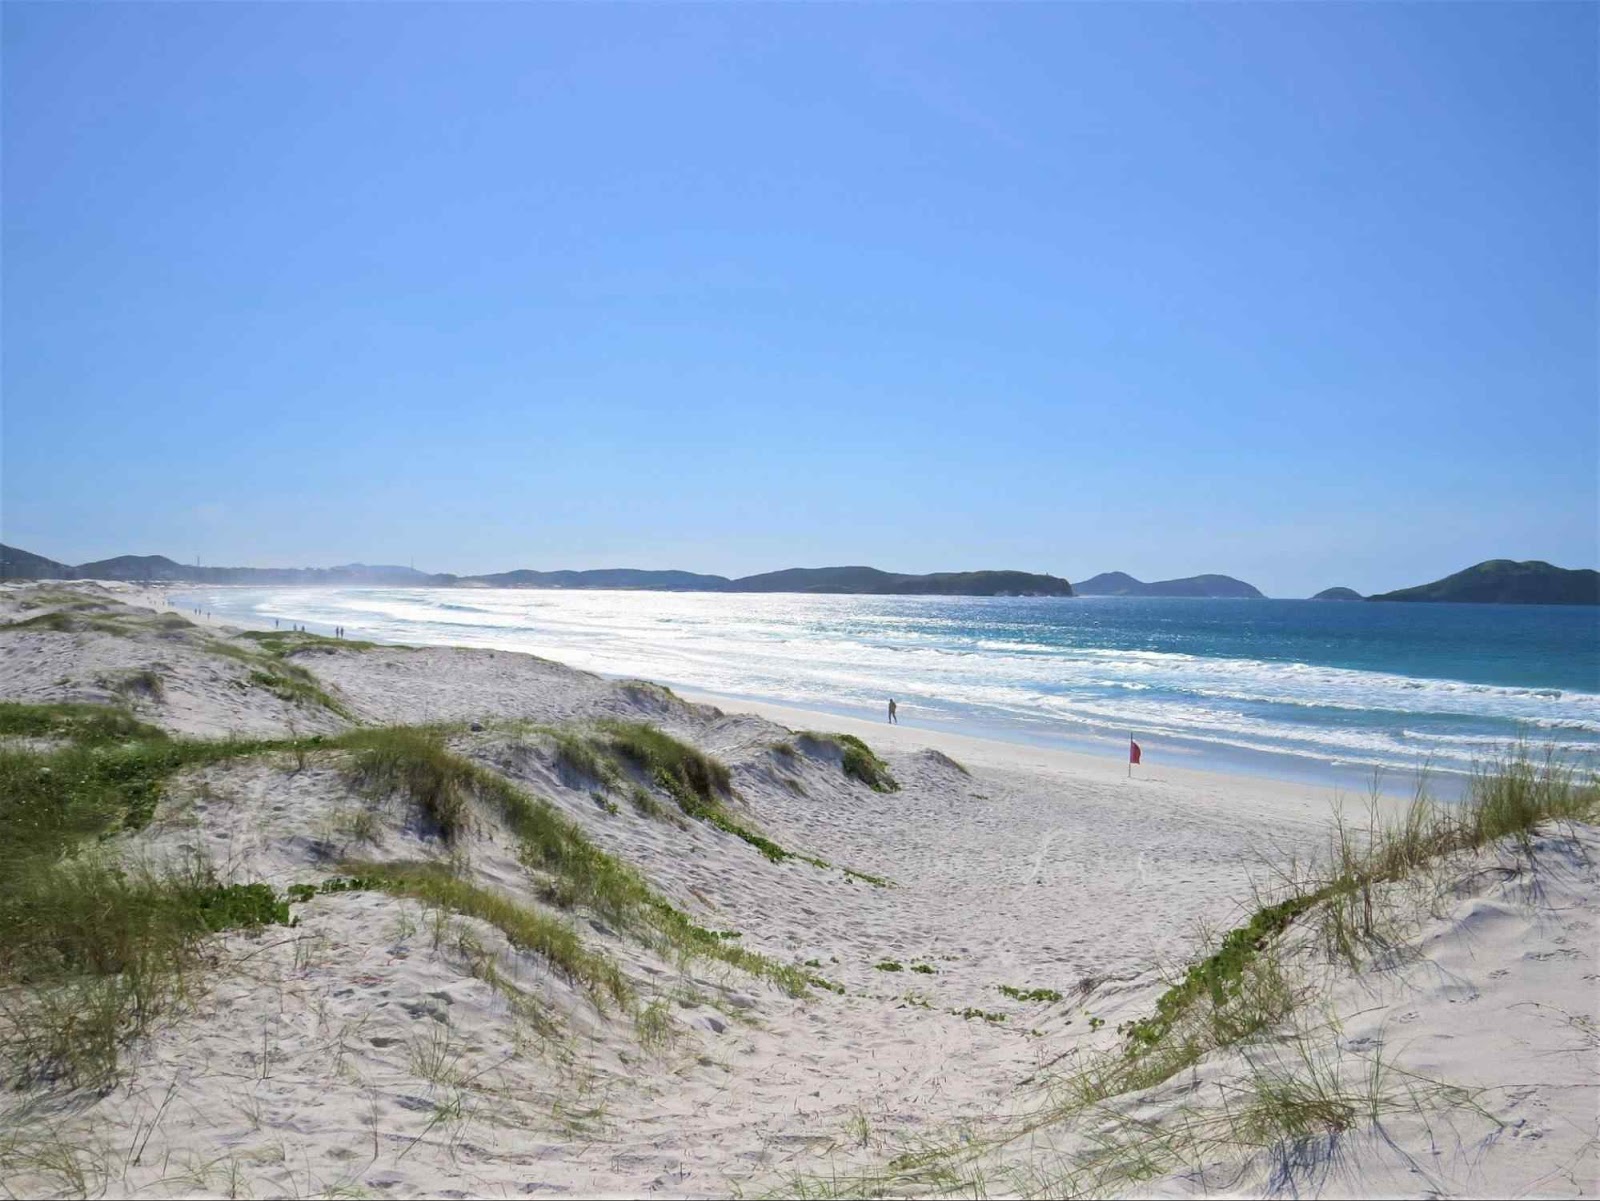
[3,2,1595,597]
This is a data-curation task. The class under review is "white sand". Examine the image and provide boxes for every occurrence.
[1,582,1594,1198]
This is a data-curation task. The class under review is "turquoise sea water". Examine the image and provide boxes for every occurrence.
[176,587,1599,790]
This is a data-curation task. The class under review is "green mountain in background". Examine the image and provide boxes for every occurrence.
[1075,571,1265,598]
[1370,560,1599,606]
[0,545,1070,597]
[1311,587,1364,600]
[727,566,1072,595]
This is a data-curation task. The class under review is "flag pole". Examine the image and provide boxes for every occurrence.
[1127,732,1132,779]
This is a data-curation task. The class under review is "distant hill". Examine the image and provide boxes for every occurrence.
[0,545,1071,596]
[72,554,196,581]
[727,566,1072,596]
[1076,571,1264,599]
[0,545,71,580]
[1370,560,1600,606]
[1311,587,1364,601]
[0,546,451,585]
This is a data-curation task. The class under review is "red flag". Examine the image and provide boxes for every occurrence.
[1129,739,1142,765]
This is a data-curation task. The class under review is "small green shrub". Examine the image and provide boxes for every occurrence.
[954,1008,1006,1023]
[998,985,1062,1003]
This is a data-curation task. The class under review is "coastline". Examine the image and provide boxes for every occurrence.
[141,581,1364,805]
[156,581,1469,799]
[675,686,1352,823]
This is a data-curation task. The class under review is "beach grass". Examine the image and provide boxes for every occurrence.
[788,743,1597,1198]
[343,725,478,843]
[799,732,899,792]
[341,859,630,1009]
[238,629,382,655]
[0,704,811,1087]
[3,609,136,636]
[332,724,810,993]
[202,638,354,718]
[0,701,168,745]
[0,853,296,1087]
[596,719,731,816]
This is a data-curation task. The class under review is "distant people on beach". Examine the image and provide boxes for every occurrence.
[887,698,898,724]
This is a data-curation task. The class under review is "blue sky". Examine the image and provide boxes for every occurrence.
[3,2,1595,597]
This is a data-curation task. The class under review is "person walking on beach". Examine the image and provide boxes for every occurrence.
[887,698,898,724]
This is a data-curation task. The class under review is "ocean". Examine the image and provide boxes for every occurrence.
[174,587,1599,793]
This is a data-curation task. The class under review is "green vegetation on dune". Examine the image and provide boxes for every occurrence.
[596,719,731,815]
[997,985,1061,1003]
[799,731,899,792]
[0,718,287,860]
[0,852,297,1087]
[3,609,135,635]
[340,859,630,1008]
[239,629,382,654]
[0,701,168,745]
[333,727,811,992]
[205,638,354,718]
[1128,746,1598,1061]
[343,725,482,843]
[0,704,814,1085]
[585,720,831,868]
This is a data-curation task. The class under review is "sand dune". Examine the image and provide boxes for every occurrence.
[1,582,1594,1198]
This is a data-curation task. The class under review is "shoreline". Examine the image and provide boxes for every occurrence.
[675,686,1350,822]
[136,580,1467,800]
[124,580,1370,812]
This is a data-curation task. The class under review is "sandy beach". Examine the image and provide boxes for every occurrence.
[1,581,1595,1198]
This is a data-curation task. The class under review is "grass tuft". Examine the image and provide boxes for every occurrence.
[0,856,296,1087]
[597,720,731,816]
[342,860,630,1009]
[342,727,476,843]
[799,732,899,792]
